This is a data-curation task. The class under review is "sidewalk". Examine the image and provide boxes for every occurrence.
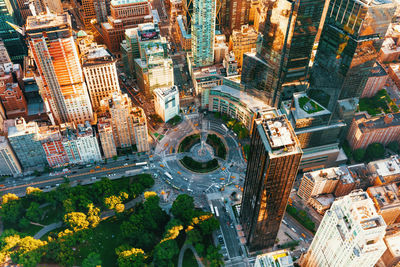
[177,242,204,267]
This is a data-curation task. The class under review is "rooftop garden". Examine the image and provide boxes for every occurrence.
[359,89,399,116]
[298,96,324,114]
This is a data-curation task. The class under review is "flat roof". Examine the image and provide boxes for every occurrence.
[154,85,178,99]
[26,13,69,31]
[368,155,400,177]
[367,182,400,211]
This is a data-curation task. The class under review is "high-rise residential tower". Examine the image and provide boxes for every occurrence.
[310,0,396,112]
[301,190,387,267]
[240,0,327,107]
[241,109,302,251]
[191,0,216,67]
[26,12,94,124]
[82,44,120,110]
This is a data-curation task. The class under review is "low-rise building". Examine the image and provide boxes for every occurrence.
[361,63,388,98]
[254,249,294,267]
[40,125,68,167]
[367,155,400,185]
[347,113,400,150]
[0,136,22,176]
[309,194,335,214]
[367,182,400,225]
[388,63,400,89]
[154,85,180,122]
[379,37,400,62]
[378,226,400,267]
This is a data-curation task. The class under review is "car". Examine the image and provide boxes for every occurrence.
[55,184,60,187]
[45,186,51,189]
[124,163,128,166]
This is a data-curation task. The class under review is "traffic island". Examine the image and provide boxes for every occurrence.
[206,134,227,159]
[178,134,200,152]
[179,156,219,173]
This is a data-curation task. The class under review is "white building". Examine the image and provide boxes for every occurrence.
[82,45,121,110]
[0,136,22,176]
[153,85,180,122]
[254,249,294,267]
[75,122,102,163]
[97,117,117,159]
[301,190,387,267]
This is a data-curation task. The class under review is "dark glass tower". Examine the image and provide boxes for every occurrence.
[310,0,396,112]
[241,109,302,251]
[241,0,327,107]
[0,0,27,64]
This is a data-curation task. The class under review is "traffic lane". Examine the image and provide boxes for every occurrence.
[284,213,314,242]
[212,200,241,259]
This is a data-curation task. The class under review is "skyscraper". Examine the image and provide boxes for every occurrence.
[301,190,387,267]
[191,0,216,67]
[240,0,327,107]
[310,0,396,111]
[241,109,302,251]
[26,12,94,124]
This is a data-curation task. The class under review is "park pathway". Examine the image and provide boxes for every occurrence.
[33,196,144,239]
[178,242,204,267]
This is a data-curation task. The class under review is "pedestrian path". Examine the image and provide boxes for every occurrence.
[177,242,204,267]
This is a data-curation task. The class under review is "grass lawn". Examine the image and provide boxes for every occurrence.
[183,249,198,267]
[178,134,200,152]
[298,96,324,114]
[180,156,219,173]
[76,218,123,266]
[206,134,227,159]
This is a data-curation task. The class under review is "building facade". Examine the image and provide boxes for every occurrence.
[347,113,400,150]
[154,85,180,122]
[241,109,302,251]
[97,117,117,158]
[361,63,388,98]
[75,122,102,163]
[241,0,327,106]
[301,190,387,267]
[191,0,216,67]
[0,136,22,176]
[228,25,257,68]
[26,13,94,124]
[0,63,28,119]
[82,45,120,110]
[310,0,396,112]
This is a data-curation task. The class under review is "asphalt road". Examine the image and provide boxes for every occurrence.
[212,199,242,259]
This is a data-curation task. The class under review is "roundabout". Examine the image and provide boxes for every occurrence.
[153,114,248,196]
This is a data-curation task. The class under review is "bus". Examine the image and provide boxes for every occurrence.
[221,124,228,132]
[214,206,219,217]
[165,172,173,180]
[135,162,147,166]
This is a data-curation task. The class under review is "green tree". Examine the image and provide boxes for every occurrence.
[26,202,43,222]
[195,243,205,256]
[198,216,220,235]
[353,149,366,162]
[64,212,89,232]
[171,194,195,225]
[365,143,385,161]
[206,245,223,267]
[187,228,202,244]
[116,247,145,267]
[18,217,30,229]
[387,141,400,153]
[154,239,179,266]
[82,252,102,267]
[0,199,24,225]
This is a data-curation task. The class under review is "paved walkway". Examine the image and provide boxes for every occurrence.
[33,222,62,239]
[178,242,204,267]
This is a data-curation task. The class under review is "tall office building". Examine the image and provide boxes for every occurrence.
[26,12,94,124]
[240,0,327,107]
[229,25,257,68]
[0,39,11,64]
[301,190,387,267]
[81,0,108,28]
[241,109,302,251]
[191,0,216,67]
[310,0,396,111]
[226,0,250,32]
[0,0,27,63]
[82,44,120,110]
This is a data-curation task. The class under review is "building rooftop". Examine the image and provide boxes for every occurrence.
[292,92,330,120]
[368,155,400,179]
[154,85,178,99]
[26,12,70,31]
[177,15,191,39]
[255,249,294,267]
[312,194,335,207]
[384,227,400,257]
[256,109,302,157]
[354,112,400,133]
[367,181,400,213]
[305,166,354,184]
[111,0,148,6]
[82,45,115,65]
[7,118,39,137]
[369,62,388,77]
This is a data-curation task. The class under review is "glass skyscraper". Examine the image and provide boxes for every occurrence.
[309,0,396,112]
[191,0,216,67]
[0,0,26,63]
[241,0,327,107]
